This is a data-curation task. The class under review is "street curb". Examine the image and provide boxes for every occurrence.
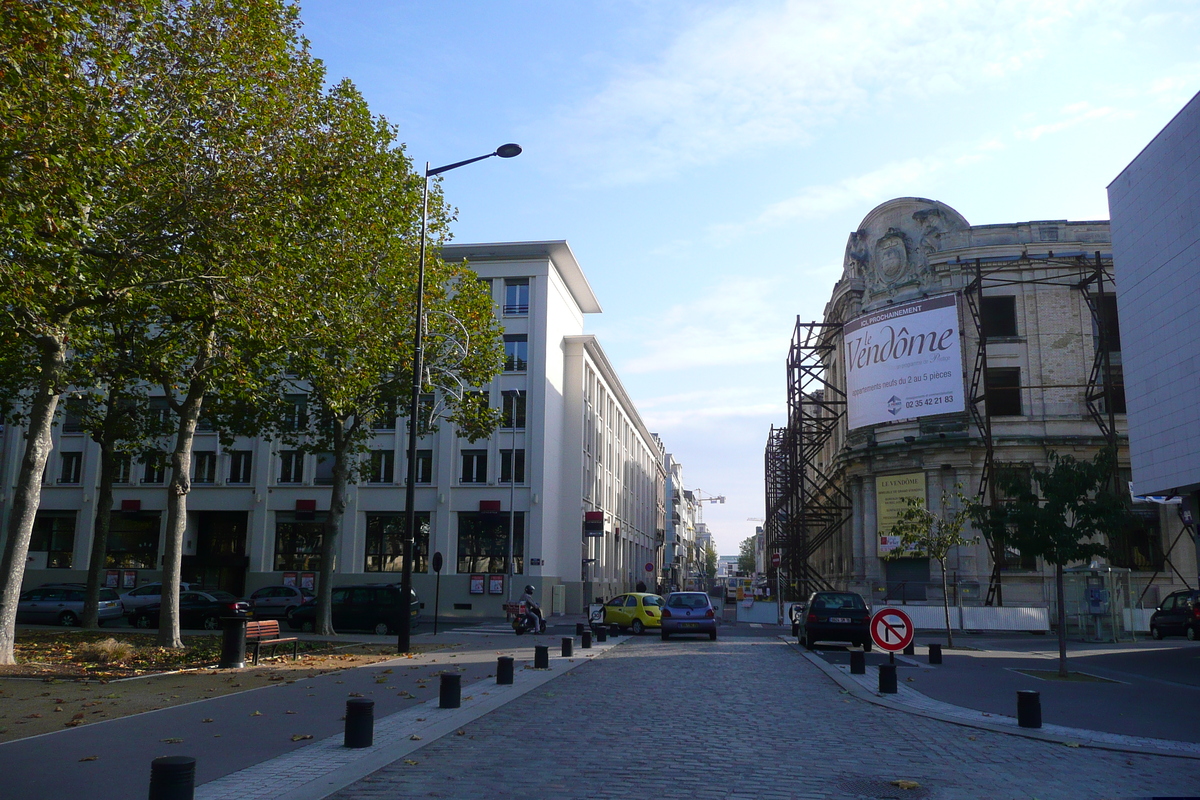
[780,635,1200,761]
[196,636,629,799]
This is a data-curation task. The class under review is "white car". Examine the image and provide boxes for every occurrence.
[120,582,197,617]
[248,585,315,619]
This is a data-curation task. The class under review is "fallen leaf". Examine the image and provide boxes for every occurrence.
[404,760,419,766]
[71,713,84,720]
[286,711,297,715]
[891,780,921,790]
[250,711,263,717]
[463,695,473,701]
[290,734,313,742]
[161,738,184,744]
[1064,741,1081,748]
[416,718,426,722]
[79,756,99,762]
[201,718,214,723]
[967,736,977,741]
[409,735,422,740]
[455,730,466,736]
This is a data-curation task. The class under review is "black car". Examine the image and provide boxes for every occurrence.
[1149,590,1200,640]
[798,590,872,651]
[130,589,249,631]
[287,584,419,635]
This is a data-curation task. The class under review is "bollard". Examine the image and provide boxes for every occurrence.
[218,615,247,670]
[148,755,196,800]
[610,624,621,638]
[582,630,592,649]
[928,643,943,665]
[903,641,915,656]
[496,656,514,685]
[440,673,461,709]
[344,698,374,748]
[562,637,573,658]
[1017,690,1041,728]
[576,622,585,636]
[534,645,549,669]
[596,627,607,643]
[791,621,800,638]
[878,663,897,694]
[850,649,866,675]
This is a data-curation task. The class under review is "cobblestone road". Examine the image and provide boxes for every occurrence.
[330,635,1200,800]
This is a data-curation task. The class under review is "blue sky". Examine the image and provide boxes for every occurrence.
[296,0,1200,554]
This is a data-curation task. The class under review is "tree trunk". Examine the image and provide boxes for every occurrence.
[315,417,353,636]
[1056,562,1068,678]
[83,388,124,629]
[0,337,66,664]
[940,558,954,649]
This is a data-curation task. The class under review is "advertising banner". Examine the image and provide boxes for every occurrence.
[844,294,964,430]
[876,472,926,555]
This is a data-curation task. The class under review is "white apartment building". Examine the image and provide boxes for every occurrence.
[2,241,666,617]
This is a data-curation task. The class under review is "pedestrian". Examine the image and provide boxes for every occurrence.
[636,580,647,593]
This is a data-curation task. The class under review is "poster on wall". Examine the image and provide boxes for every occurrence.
[105,570,119,589]
[469,574,485,595]
[122,570,137,589]
[844,294,964,430]
[300,572,315,590]
[282,571,298,587]
[489,575,504,595]
[876,472,927,556]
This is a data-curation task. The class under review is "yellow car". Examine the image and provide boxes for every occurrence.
[602,592,664,634]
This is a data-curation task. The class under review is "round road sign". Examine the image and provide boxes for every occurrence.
[869,607,914,652]
[770,553,781,567]
[645,562,654,572]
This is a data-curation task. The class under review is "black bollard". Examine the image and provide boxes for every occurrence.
[440,673,461,709]
[218,615,247,669]
[534,645,549,669]
[596,627,607,643]
[850,649,866,675]
[562,637,573,657]
[344,698,374,748]
[903,641,915,656]
[791,621,800,638]
[1017,690,1041,728]
[148,755,195,800]
[582,630,592,649]
[928,643,943,665]
[610,624,621,638]
[576,622,585,636]
[496,656,514,685]
[878,663,898,694]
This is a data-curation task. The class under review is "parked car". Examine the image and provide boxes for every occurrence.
[287,584,419,635]
[1149,589,1200,640]
[601,592,664,634]
[130,590,249,631]
[797,590,872,651]
[17,586,124,626]
[120,582,198,617]
[660,591,718,641]
[248,585,315,619]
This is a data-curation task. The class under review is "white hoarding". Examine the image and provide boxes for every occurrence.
[844,294,964,430]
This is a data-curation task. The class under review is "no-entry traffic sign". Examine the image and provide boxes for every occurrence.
[770,553,781,567]
[870,607,914,652]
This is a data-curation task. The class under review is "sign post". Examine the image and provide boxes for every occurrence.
[870,607,915,664]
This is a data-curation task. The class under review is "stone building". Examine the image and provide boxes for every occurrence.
[766,197,1193,619]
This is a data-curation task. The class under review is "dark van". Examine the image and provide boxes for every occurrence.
[287,583,419,635]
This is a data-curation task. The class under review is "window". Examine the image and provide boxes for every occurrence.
[504,278,529,315]
[1101,364,1127,414]
[273,512,325,571]
[414,449,433,484]
[147,396,172,429]
[63,398,87,433]
[500,449,525,484]
[369,450,395,483]
[279,450,304,483]
[981,296,1018,338]
[105,511,160,569]
[31,511,75,568]
[283,394,307,431]
[1110,504,1164,571]
[460,449,487,483]
[228,450,253,484]
[193,451,217,484]
[141,452,166,484]
[502,390,526,429]
[995,466,1037,571]
[364,513,430,572]
[113,454,132,484]
[372,399,397,430]
[313,452,334,485]
[1093,294,1121,353]
[59,451,82,484]
[985,368,1022,416]
[457,511,523,573]
[503,335,528,372]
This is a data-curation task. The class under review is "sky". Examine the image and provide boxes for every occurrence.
[294,0,1200,555]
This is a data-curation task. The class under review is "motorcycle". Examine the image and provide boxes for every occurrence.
[512,606,546,635]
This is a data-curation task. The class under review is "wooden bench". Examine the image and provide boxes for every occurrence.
[246,619,299,666]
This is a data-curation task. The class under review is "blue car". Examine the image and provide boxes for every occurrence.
[660,592,717,641]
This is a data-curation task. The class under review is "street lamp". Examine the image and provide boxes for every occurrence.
[398,144,522,653]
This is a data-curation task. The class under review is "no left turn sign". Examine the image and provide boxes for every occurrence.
[869,607,914,652]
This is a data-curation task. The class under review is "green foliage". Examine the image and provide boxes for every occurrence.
[704,543,718,583]
[885,486,977,563]
[737,536,756,574]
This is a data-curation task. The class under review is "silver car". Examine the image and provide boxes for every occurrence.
[17,585,124,626]
[120,582,197,617]
[248,584,315,619]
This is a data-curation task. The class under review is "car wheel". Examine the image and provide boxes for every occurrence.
[803,634,813,650]
[133,614,151,629]
[709,631,717,641]
[661,631,669,641]
[202,615,220,631]
[373,622,390,636]
[58,611,79,627]
[1188,626,1198,642]
[301,620,315,633]
[632,619,645,635]
[1151,625,1163,640]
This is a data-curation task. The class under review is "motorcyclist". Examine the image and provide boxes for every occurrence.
[519,584,544,633]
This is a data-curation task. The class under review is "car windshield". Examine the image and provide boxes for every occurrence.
[208,590,237,602]
[813,593,866,610]
[99,589,119,601]
[300,588,315,597]
[667,594,709,609]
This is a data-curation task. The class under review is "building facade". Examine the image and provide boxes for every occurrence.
[766,197,1194,615]
[3,241,665,617]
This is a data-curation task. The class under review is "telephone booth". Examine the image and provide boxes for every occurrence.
[1062,564,1135,642]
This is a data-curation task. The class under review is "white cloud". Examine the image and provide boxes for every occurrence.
[548,0,1123,184]
[1013,101,1128,141]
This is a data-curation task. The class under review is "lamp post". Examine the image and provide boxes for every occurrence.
[398,143,522,653]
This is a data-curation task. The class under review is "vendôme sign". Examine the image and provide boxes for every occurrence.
[844,294,965,430]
